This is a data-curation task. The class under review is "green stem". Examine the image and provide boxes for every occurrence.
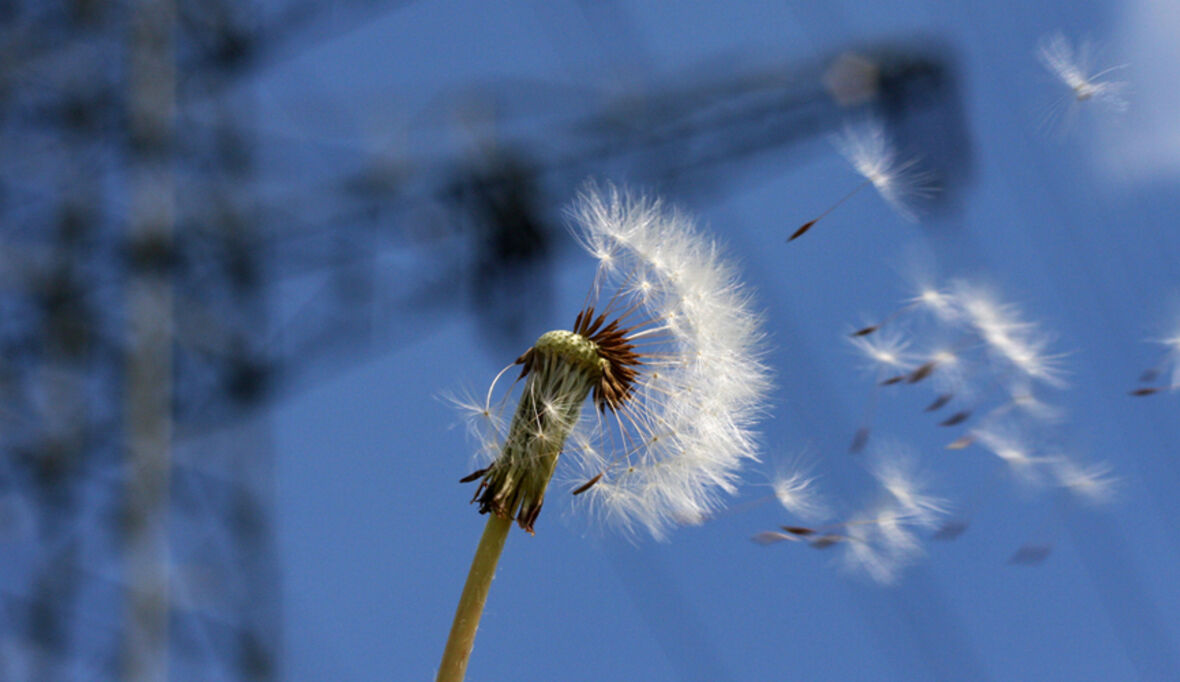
[437,514,512,682]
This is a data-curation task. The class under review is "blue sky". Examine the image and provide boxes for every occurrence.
[263,2,1180,679]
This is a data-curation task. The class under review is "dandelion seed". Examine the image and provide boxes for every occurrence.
[809,534,844,550]
[773,446,948,584]
[849,328,914,375]
[954,282,1065,386]
[931,520,969,541]
[868,443,948,527]
[1135,330,1180,394]
[925,393,954,412]
[945,434,975,450]
[835,121,932,221]
[770,455,830,521]
[938,410,971,427]
[1008,543,1052,566]
[790,120,933,241]
[571,472,603,495]
[909,285,960,323]
[849,426,871,454]
[752,531,799,545]
[462,182,771,539]
[1003,379,1066,422]
[1051,458,1117,505]
[971,422,1048,484]
[840,504,926,584]
[1037,31,1127,110]
[757,446,947,584]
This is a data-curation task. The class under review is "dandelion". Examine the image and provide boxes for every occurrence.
[1132,329,1180,395]
[789,120,933,241]
[1037,31,1127,111]
[439,183,770,681]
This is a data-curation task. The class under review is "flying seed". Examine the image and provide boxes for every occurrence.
[809,534,843,549]
[932,520,968,541]
[945,434,975,450]
[849,426,871,453]
[924,393,953,412]
[939,410,971,427]
[788,220,817,242]
[1008,544,1052,565]
[907,361,936,383]
[752,531,795,545]
[571,473,603,495]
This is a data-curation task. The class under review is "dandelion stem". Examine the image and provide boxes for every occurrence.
[438,514,512,682]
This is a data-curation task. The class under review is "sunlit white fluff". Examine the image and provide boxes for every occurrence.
[840,503,927,585]
[560,184,771,539]
[769,452,830,521]
[1051,457,1118,505]
[868,444,947,527]
[950,281,1066,387]
[834,120,932,221]
[849,328,914,375]
[828,443,947,584]
[1037,32,1127,110]
[457,183,771,539]
[1149,330,1180,389]
[910,285,960,324]
[969,421,1053,485]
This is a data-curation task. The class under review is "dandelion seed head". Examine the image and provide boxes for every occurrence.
[463,182,770,539]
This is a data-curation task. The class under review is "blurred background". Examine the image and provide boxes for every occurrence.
[2,0,1179,680]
